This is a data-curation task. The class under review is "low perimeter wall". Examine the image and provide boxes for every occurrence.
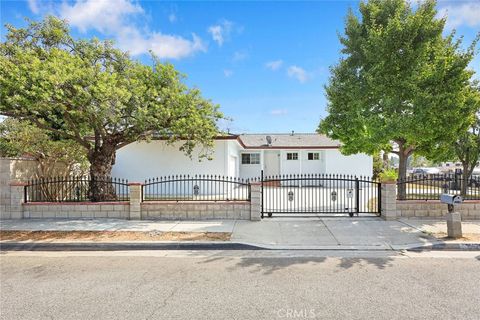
[141,201,251,220]
[23,202,130,219]
[380,184,479,220]
[3,181,478,221]
[396,201,480,219]
[1,182,262,221]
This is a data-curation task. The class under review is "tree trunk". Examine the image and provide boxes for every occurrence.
[382,152,389,170]
[88,144,117,202]
[397,143,411,200]
[461,161,473,198]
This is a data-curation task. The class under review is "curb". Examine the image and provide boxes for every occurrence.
[0,241,265,251]
[2,240,479,252]
[407,243,480,251]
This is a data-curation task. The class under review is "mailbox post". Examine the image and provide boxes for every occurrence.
[440,194,463,238]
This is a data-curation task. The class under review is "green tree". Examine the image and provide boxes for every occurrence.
[431,85,480,196]
[409,154,434,168]
[455,115,480,197]
[0,17,224,200]
[318,0,478,199]
[0,118,89,177]
[372,152,383,179]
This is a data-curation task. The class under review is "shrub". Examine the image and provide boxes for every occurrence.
[379,169,398,183]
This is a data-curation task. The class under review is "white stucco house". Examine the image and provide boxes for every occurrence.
[111,133,373,181]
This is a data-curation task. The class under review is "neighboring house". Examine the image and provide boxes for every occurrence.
[111,133,373,181]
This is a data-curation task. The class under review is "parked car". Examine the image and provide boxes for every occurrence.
[411,167,441,178]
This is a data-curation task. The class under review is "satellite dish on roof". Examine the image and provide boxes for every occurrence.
[266,135,272,146]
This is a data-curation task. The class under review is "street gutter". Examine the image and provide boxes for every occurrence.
[2,240,479,252]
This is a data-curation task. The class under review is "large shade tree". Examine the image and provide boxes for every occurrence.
[0,17,224,199]
[318,0,478,199]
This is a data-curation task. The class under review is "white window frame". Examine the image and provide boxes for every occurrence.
[286,152,298,160]
[241,153,260,165]
[307,152,320,160]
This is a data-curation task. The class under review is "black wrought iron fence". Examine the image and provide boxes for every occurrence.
[261,172,381,217]
[143,175,251,201]
[397,174,480,200]
[25,176,130,202]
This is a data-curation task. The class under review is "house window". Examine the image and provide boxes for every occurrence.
[241,153,260,164]
[286,152,298,160]
[308,152,320,160]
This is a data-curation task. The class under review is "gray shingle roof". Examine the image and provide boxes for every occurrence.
[237,133,340,148]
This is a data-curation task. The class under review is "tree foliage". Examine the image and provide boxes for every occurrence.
[0,118,89,177]
[318,0,478,198]
[0,17,224,197]
[433,85,480,195]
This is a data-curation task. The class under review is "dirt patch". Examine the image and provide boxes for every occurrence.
[431,232,480,242]
[0,230,231,242]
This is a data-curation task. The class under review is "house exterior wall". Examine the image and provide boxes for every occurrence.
[112,140,373,181]
[112,140,234,181]
[279,150,327,176]
[324,150,373,177]
[239,151,263,179]
[227,140,242,177]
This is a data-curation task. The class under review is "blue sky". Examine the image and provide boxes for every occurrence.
[1,0,479,134]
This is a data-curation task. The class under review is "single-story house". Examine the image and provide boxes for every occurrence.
[112,133,373,181]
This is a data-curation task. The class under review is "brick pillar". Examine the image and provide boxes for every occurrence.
[128,182,143,220]
[250,182,261,221]
[381,183,397,220]
[8,182,27,219]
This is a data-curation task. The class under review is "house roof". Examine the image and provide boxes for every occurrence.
[236,133,341,149]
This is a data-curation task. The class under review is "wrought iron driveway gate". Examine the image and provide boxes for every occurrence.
[260,172,381,217]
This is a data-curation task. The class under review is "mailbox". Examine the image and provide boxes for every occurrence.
[440,194,462,205]
[440,194,462,213]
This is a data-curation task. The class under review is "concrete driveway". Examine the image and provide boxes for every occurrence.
[231,217,436,250]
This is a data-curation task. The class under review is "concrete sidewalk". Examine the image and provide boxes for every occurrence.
[1,218,479,250]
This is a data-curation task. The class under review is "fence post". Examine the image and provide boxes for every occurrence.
[8,181,27,219]
[355,177,360,214]
[381,182,397,220]
[249,182,262,221]
[128,182,143,220]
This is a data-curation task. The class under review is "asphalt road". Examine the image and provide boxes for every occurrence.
[1,251,479,320]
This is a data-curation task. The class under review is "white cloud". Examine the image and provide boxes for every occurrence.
[168,13,177,23]
[438,2,480,29]
[265,60,283,71]
[207,19,234,46]
[232,50,248,62]
[223,69,233,78]
[117,26,206,59]
[287,66,309,83]
[27,0,40,14]
[270,109,288,116]
[59,0,144,33]
[26,0,206,59]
